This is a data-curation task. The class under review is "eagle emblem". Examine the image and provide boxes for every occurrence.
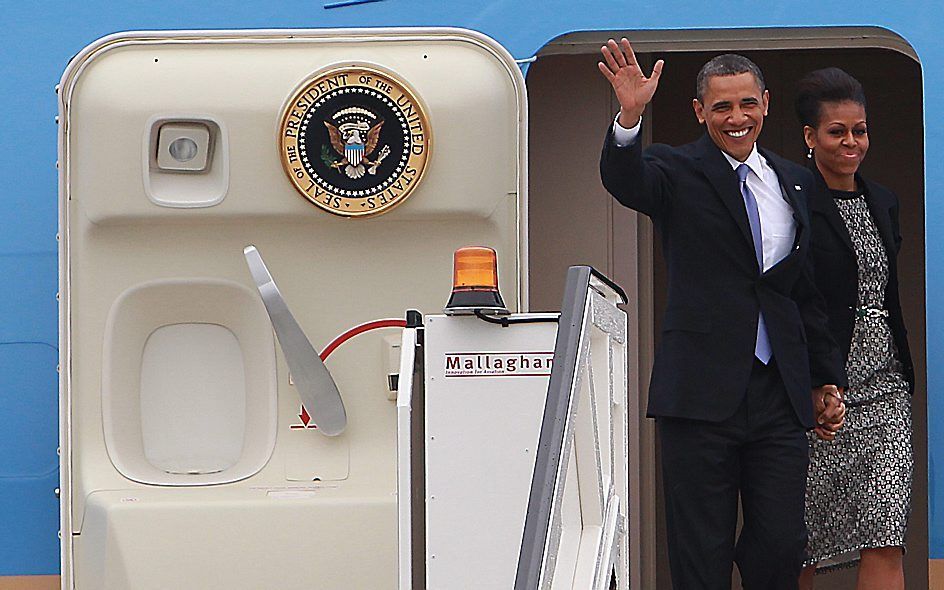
[323,108,391,179]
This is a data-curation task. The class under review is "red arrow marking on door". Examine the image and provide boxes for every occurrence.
[290,405,318,429]
[299,405,311,427]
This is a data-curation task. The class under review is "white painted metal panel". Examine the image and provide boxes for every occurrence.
[397,327,419,590]
[424,314,557,588]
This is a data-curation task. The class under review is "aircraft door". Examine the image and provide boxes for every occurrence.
[58,28,526,590]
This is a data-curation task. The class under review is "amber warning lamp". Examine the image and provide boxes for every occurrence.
[444,246,510,316]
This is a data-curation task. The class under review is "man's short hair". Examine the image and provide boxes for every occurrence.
[695,54,766,102]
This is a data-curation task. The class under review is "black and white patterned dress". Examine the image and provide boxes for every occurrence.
[804,189,913,572]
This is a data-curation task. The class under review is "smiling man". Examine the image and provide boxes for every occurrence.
[598,40,847,589]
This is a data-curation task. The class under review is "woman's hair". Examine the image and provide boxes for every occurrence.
[794,67,867,128]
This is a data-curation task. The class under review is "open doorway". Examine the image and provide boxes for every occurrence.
[527,29,926,590]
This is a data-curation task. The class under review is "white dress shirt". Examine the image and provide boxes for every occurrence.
[613,114,796,271]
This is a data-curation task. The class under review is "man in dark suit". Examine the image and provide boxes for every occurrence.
[597,39,847,589]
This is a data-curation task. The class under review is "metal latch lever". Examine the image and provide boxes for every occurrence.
[244,245,347,436]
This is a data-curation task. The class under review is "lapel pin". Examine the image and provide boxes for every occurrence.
[794,185,802,191]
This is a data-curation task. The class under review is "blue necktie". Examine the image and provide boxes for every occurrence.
[736,164,772,364]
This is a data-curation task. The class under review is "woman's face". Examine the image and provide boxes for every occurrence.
[804,100,869,183]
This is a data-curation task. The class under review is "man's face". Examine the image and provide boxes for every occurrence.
[692,72,769,162]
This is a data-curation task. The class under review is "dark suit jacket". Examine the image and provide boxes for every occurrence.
[600,131,845,428]
[809,170,914,393]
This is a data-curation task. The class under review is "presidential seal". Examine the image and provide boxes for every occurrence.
[279,66,431,217]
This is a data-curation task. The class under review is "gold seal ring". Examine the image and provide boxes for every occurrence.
[278,66,431,217]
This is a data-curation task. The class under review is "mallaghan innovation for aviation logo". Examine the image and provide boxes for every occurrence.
[444,352,554,378]
[279,66,431,217]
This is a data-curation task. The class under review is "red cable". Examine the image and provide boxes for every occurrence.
[320,318,408,361]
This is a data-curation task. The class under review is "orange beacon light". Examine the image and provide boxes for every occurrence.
[443,246,509,315]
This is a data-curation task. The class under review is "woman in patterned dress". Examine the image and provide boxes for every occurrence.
[795,68,914,590]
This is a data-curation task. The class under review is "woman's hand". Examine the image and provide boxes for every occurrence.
[812,385,846,441]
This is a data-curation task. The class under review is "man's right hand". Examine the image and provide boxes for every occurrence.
[598,38,664,129]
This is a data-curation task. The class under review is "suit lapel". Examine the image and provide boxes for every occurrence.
[694,135,754,251]
[861,176,897,258]
[810,169,855,253]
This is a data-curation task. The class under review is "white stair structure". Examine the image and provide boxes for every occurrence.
[397,266,637,589]
[516,266,634,590]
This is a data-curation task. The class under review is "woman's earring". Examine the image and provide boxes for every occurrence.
[807,147,814,160]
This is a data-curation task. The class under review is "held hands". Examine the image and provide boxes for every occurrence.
[812,385,846,441]
[598,38,664,129]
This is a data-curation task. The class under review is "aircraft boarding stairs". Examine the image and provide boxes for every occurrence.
[398,266,635,589]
